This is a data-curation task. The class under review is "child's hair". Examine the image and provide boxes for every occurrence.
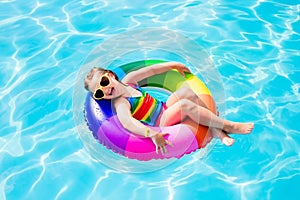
[84,67,119,91]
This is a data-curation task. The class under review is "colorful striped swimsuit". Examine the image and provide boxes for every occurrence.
[126,84,166,126]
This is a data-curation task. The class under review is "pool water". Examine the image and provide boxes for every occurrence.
[1,0,299,200]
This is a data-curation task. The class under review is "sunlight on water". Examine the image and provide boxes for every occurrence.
[0,0,299,199]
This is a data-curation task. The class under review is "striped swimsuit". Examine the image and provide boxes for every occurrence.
[126,84,166,126]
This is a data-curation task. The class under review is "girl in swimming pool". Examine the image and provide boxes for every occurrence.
[84,62,254,154]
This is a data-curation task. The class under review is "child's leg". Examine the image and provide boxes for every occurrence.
[166,87,207,108]
[166,87,232,144]
[160,99,254,134]
[166,87,219,119]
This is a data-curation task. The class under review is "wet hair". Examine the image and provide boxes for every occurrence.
[84,67,119,91]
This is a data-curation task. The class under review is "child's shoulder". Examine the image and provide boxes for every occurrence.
[125,82,136,87]
[113,97,131,110]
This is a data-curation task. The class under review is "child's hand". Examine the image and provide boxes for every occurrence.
[174,63,191,77]
[151,133,173,154]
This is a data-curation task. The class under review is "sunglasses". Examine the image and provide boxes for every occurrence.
[93,73,111,100]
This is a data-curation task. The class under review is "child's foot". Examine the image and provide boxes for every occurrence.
[211,128,235,146]
[220,134,235,146]
[224,122,254,134]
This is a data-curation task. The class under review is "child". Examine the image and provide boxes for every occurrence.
[84,62,254,154]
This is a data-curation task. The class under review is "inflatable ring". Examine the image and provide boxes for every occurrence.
[84,60,217,161]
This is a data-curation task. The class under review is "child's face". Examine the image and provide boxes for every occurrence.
[89,71,119,100]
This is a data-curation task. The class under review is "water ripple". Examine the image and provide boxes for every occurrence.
[1,0,299,199]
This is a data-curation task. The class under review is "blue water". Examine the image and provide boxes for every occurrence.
[1,0,299,199]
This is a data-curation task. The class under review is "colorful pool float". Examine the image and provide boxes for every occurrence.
[84,60,217,161]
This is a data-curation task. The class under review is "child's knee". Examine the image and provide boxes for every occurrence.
[180,87,198,101]
[178,99,194,111]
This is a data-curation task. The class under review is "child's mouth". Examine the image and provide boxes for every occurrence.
[109,88,114,95]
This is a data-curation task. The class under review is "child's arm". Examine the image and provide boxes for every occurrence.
[114,97,158,137]
[122,62,191,84]
[114,98,172,154]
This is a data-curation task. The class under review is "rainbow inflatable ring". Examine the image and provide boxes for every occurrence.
[84,60,217,161]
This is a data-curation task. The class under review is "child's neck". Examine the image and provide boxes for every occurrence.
[122,84,142,98]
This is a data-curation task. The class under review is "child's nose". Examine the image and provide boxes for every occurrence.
[103,87,111,94]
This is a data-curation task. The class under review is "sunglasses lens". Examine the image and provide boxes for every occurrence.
[94,89,104,99]
[100,76,110,87]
